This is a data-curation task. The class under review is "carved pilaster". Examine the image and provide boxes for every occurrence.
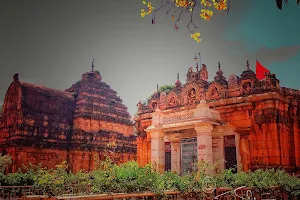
[194,124,213,168]
[150,130,165,173]
[235,132,242,172]
[212,126,225,172]
[171,141,181,175]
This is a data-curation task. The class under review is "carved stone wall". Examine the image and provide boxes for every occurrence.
[134,63,300,172]
[0,71,136,173]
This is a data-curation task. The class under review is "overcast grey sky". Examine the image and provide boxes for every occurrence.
[1,0,299,117]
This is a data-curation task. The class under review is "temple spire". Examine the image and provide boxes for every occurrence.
[177,72,179,80]
[13,73,19,82]
[157,84,159,92]
[91,59,95,72]
[246,60,249,70]
[218,62,221,70]
[194,52,201,70]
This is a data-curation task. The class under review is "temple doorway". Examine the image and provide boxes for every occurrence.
[181,138,197,175]
[224,135,237,172]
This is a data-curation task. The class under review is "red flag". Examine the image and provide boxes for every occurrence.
[256,60,270,80]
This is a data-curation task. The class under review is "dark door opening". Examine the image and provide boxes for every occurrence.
[181,138,197,175]
[165,143,171,171]
[224,135,237,173]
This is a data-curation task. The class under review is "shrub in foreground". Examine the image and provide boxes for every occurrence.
[0,156,299,198]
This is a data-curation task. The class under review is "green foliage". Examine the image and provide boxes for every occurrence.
[33,161,70,196]
[142,85,175,105]
[0,155,299,198]
[0,154,12,174]
[158,85,174,93]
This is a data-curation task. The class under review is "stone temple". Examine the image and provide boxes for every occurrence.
[0,61,136,173]
[134,59,300,174]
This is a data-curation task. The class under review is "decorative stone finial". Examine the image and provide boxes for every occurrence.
[13,73,19,82]
[240,60,255,80]
[137,100,142,108]
[200,99,206,104]
[214,62,227,85]
[91,59,94,72]
[197,98,209,109]
[157,84,159,92]
[175,72,182,87]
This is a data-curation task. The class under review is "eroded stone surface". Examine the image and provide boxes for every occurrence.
[134,62,300,172]
[0,70,136,173]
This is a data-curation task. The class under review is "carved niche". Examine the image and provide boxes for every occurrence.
[150,101,158,110]
[228,74,239,89]
[181,95,188,106]
[241,80,253,95]
[206,82,224,100]
[183,83,203,104]
[159,92,167,104]
[186,67,197,83]
[167,91,178,107]
[188,88,196,104]
[200,64,208,81]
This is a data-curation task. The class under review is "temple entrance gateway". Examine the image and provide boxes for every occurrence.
[146,99,241,174]
[181,138,197,175]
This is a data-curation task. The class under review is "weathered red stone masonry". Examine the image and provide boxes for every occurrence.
[134,60,300,173]
[0,61,136,172]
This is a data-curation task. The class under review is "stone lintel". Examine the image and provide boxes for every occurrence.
[155,120,219,133]
[212,125,224,136]
[230,125,251,135]
[145,125,162,132]
[165,133,181,142]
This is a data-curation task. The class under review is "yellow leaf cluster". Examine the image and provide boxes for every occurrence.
[212,0,227,10]
[200,9,213,20]
[201,0,212,7]
[141,1,154,17]
[141,9,147,17]
[191,32,201,42]
[174,0,189,8]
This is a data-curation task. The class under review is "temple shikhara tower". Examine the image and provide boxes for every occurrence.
[134,57,300,174]
[0,60,136,172]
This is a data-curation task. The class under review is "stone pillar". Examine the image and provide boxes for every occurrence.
[150,130,165,173]
[212,126,225,172]
[235,132,242,172]
[219,135,225,171]
[212,135,225,172]
[171,140,181,174]
[195,124,214,165]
